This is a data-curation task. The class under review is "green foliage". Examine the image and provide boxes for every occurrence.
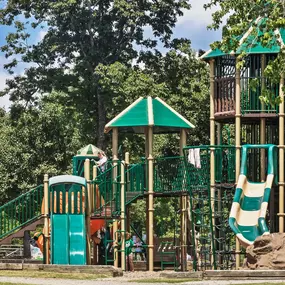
[0,0,191,148]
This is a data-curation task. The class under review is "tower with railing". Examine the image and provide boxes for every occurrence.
[200,19,284,269]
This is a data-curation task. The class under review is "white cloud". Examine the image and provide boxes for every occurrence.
[38,30,47,42]
[0,73,11,110]
[0,56,12,110]
[177,0,219,27]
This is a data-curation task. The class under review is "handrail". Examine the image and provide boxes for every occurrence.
[0,185,44,239]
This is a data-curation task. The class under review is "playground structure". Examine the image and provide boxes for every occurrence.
[0,17,285,272]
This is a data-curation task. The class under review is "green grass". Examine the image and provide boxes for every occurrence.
[0,270,109,280]
[129,278,200,283]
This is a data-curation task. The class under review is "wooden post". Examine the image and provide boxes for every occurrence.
[279,74,285,233]
[84,159,91,265]
[235,58,241,269]
[148,126,154,271]
[180,129,187,271]
[120,161,126,271]
[43,174,49,264]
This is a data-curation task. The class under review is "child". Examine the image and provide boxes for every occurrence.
[125,232,134,272]
[134,236,145,261]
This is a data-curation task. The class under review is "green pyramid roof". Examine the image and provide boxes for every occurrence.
[202,18,285,60]
[76,144,103,156]
[105,97,195,134]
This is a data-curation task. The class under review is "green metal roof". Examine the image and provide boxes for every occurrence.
[105,97,195,134]
[202,18,285,60]
[49,175,87,187]
[76,144,103,157]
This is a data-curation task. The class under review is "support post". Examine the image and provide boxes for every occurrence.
[235,58,241,269]
[148,126,154,271]
[210,59,216,268]
[180,129,187,271]
[145,128,150,270]
[279,74,285,233]
[120,161,126,271]
[84,159,91,265]
[113,220,119,267]
[112,128,119,212]
[125,152,131,232]
[43,174,49,264]
[260,54,266,182]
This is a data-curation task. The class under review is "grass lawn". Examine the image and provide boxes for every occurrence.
[0,270,108,280]
[129,278,200,283]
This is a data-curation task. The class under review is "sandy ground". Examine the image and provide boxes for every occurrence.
[0,272,284,285]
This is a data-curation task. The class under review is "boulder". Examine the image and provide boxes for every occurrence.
[244,233,285,270]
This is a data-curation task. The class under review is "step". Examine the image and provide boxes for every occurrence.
[0,217,44,245]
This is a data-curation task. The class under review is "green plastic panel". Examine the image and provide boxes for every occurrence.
[240,195,263,211]
[237,224,262,243]
[51,214,69,264]
[110,99,148,127]
[152,99,193,128]
[69,215,86,265]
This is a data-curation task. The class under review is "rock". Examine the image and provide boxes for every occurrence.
[244,233,285,270]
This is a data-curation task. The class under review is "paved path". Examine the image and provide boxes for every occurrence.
[0,276,284,285]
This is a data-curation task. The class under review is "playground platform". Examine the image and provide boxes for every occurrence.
[0,263,122,277]
[160,270,285,280]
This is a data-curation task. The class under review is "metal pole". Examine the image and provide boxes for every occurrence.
[148,126,154,271]
[235,58,241,268]
[145,128,149,270]
[113,220,118,267]
[279,74,285,233]
[84,159,91,265]
[120,161,126,271]
[210,59,216,268]
[260,54,266,182]
[180,129,187,271]
[112,128,119,213]
[43,174,49,264]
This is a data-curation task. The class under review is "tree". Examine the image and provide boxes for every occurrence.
[0,0,190,148]
[0,91,84,201]
[205,0,285,105]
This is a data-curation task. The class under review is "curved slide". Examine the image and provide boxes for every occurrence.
[229,144,276,247]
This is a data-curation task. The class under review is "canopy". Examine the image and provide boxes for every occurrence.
[202,17,285,60]
[104,96,195,134]
[76,144,103,156]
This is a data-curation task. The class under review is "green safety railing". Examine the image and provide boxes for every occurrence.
[0,185,44,239]
[154,156,188,193]
[183,145,236,271]
[241,81,279,114]
[92,163,121,217]
[125,163,145,205]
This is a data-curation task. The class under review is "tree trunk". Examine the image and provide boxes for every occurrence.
[96,89,107,149]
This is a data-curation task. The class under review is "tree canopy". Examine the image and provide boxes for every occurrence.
[0,0,190,148]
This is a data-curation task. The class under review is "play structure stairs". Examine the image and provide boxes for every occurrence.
[0,185,44,245]
[0,217,44,245]
[0,244,24,259]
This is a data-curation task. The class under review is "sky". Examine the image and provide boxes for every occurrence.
[0,0,222,110]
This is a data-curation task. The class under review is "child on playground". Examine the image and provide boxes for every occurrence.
[125,232,134,272]
[96,151,108,172]
[134,236,145,261]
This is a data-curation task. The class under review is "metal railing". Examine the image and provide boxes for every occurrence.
[0,185,44,239]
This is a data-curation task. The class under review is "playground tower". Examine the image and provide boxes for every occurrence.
[201,18,284,268]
